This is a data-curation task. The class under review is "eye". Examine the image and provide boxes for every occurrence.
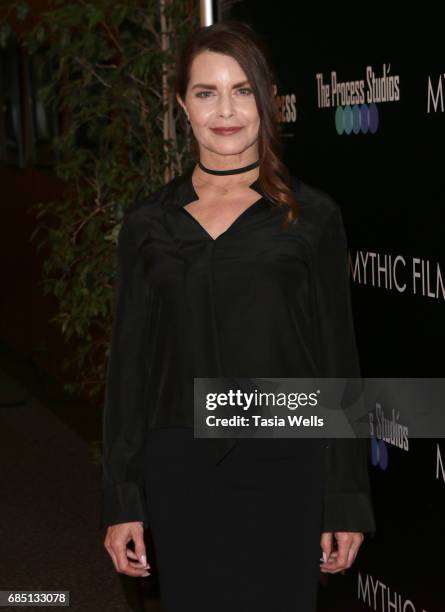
[195,91,213,98]
[237,87,253,95]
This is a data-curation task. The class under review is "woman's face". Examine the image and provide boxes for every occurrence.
[177,50,260,160]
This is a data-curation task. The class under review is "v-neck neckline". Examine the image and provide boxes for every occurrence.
[181,195,266,242]
[178,163,266,242]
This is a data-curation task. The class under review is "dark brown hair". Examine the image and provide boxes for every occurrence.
[174,20,300,227]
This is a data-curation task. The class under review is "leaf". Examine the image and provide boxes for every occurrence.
[1,0,199,398]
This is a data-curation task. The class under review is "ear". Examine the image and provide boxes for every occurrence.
[272,83,277,97]
[176,93,188,117]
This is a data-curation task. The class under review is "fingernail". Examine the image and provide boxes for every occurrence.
[322,552,327,563]
[142,571,150,577]
[140,555,146,565]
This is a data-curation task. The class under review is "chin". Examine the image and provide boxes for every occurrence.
[209,141,251,156]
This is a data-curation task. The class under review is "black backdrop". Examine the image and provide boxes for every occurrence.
[215,3,444,610]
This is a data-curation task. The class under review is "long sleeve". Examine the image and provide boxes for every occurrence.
[312,202,376,535]
[101,210,150,530]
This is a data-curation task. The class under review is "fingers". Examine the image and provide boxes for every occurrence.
[104,521,151,577]
[319,531,364,574]
[345,534,363,568]
[127,548,150,570]
[133,529,150,572]
[319,531,333,565]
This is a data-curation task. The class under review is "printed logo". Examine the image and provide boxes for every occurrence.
[335,103,379,134]
[369,402,409,470]
[427,73,445,113]
[349,250,445,300]
[358,572,429,611]
[316,63,400,134]
[437,443,445,482]
[276,93,297,123]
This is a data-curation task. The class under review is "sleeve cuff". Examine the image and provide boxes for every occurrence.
[101,481,149,530]
[321,491,376,535]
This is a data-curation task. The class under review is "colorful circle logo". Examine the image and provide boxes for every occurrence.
[335,103,379,134]
[371,437,388,470]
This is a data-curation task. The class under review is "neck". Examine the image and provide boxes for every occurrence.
[199,158,259,176]
[195,154,260,188]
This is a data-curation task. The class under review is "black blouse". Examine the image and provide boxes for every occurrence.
[101,163,376,535]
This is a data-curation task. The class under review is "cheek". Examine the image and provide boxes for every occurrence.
[238,102,260,125]
[189,106,213,128]
[244,113,260,136]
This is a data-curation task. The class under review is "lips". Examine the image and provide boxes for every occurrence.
[210,127,243,135]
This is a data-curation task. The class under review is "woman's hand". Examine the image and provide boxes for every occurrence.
[104,521,151,577]
[319,531,364,574]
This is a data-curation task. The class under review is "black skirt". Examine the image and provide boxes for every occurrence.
[143,428,326,612]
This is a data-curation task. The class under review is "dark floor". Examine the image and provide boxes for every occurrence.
[0,364,163,612]
[0,342,390,612]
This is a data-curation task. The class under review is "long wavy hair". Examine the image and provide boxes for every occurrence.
[174,20,300,227]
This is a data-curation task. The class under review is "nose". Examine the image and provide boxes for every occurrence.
[217,91,235,119]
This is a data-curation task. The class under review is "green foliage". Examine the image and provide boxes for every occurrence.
[1,0,198,399]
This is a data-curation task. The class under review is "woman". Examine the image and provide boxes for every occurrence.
[102,20,376,612]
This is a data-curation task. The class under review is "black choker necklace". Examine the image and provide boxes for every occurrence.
[198,159,259,176]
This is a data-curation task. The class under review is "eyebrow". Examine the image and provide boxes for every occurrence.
[190,80,251,90]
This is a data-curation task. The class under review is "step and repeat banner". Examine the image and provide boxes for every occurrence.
[216,2,444,611]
